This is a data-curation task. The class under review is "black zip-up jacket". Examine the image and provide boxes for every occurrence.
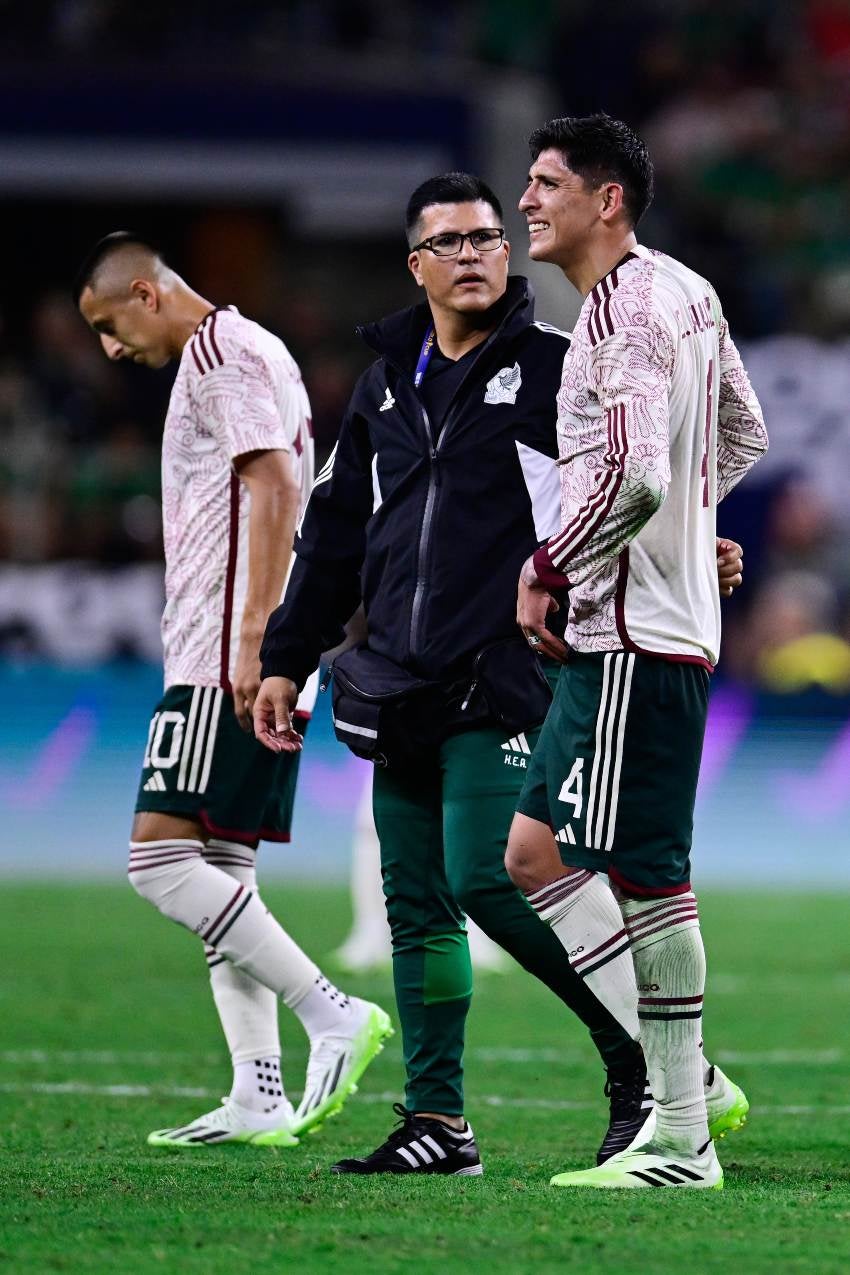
[260,276,569,690]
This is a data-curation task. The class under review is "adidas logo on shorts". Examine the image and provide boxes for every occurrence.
[555,825,577,845]
[143,772,167,793]
[501,734,531,768]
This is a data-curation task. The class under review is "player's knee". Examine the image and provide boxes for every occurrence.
[127,850,162,906]
[504,837,534,892]
[128,856,159,905]
[127,840,200,913]
[505,813,563,892]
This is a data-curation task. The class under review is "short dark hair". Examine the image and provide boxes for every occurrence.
[405,173,504,246]
[528,113,654,228]
[72,231,165,305]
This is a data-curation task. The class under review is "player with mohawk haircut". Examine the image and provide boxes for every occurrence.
[76,232,391,1149]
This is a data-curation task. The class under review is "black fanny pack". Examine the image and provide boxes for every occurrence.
[469,636,554,735]
[326,637,554,766]
[327,646,433,766]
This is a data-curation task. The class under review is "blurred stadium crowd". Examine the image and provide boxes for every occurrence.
[2,0,850,696]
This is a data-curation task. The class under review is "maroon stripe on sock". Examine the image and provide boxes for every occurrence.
[625,899,698,926]
[127,852,200,872]
[201,885,244,942]
[624,895,697,924]
[203,856,255,869]
[626,905,699,935]
[571,928,628,969]
[626,910,700,944]
[208,889,252,945]
[576,937,633,979]
[638,995,703,1005]
[129,843,201,857]
[633,892,696,913]
[526,870,593,912]
[624,900,697,931]
[638,1009,702,1021]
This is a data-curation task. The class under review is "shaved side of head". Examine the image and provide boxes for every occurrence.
[73,232,173,305]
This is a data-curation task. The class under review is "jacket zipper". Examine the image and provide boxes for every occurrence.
[402,295,526,660]
[409,391,469,657]
[408,404,439,657]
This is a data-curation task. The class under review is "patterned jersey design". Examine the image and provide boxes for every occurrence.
[161,308,314,695]
[539,246,767,666]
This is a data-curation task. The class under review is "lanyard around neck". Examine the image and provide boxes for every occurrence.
[413,324,436,388]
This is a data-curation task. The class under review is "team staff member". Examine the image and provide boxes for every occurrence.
[254,175,744,1176]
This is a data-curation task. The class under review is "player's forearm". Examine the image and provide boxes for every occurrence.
[716,326,769,502]
[240,476,301,644]
[716,401,769,502]
[260,554,361,688]
[537,409,669,586]
[534,483,663,588]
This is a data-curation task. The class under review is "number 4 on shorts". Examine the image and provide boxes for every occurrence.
[558,758,584,817]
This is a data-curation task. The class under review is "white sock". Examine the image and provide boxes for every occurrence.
[620,890,708,1155]
[129,839,319,1007]
[289,974,352,1038]
[526,870,640,1040]
[230,1056,286,1115]
[202,839,283,1109]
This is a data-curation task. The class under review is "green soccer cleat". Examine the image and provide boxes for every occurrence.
[551,1141,723,1190]
[293,999,394,1137]
[147,1096,299,1148]
[621,1063,750,1155]
[705,1064,749,1140]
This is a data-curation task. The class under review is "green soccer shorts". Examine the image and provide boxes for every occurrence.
[135,684,307,844]
[517,651,710,896]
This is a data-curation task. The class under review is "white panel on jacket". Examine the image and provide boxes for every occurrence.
[515,440,561,541]
[371,454,382,513]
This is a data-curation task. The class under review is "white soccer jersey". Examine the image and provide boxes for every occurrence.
[535,245,768,668]
[160,307,316,705]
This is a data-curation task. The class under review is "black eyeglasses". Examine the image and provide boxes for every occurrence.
[412,228,505,258]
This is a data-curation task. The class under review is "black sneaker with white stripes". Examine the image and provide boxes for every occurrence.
[597,1061,654,1164]
[330,1104,483,1176]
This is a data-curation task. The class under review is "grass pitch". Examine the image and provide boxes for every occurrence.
[2,883,849,1275]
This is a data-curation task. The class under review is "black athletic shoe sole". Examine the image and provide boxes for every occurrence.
[331,1159,483,1176]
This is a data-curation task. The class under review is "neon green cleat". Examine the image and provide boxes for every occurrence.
[551,1141,723,1190]
[621,1063,750,1155]
[706,1064,749,1140]
[147,1096,299,1148]
[293,999,394,1137]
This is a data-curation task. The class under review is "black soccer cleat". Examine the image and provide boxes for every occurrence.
[330,1103,483,1176]
[597,1062,654,1164]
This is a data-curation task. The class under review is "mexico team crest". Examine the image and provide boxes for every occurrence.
[484,363,522,405]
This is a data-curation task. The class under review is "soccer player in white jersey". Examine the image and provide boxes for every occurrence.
[504,116,768,1189]
[75,233,391,1148]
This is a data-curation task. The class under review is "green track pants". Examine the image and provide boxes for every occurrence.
[372,722,638,1116]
